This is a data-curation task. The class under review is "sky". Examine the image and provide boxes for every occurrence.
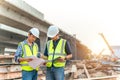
[23,0,120,54]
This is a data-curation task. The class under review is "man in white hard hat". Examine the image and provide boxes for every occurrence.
[44,25,72,80]
[15,28,40,80]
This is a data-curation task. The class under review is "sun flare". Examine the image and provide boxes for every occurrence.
[90,35,110,55]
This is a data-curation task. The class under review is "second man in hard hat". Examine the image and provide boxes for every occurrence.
[44,25,72,80]
[15,28,40,80]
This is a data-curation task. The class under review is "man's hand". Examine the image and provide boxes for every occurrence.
[19,58,33,62]
[56,57,66,62]
[40,54,48,60]
[26,58,33,62]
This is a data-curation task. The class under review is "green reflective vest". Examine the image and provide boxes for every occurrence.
[46,38,67,67]
[20,42,39,71]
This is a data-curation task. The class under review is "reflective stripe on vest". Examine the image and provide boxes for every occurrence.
[20,42,39,71]
[46,39,66,67]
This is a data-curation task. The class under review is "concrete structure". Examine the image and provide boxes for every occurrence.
[111,46,120,58]
[0,0,78,57]
[0,1,96,79]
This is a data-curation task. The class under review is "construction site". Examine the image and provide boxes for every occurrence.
[0,0,120,80]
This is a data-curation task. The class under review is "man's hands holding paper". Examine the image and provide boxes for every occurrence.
[26,58,33,62]
[18,57,34,62]
[28,57,46,69]
[25,56,37,62]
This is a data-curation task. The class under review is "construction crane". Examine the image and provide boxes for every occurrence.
[98,33,119,61]
[99,33,114,54]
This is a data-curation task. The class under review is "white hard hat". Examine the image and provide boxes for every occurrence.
[29,28,40,38]
[47,25,59,38]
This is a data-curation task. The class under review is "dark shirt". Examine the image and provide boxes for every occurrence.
[44,38,72,56]
[35,38,41,52]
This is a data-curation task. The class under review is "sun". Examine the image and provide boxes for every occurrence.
[90,35,109,55]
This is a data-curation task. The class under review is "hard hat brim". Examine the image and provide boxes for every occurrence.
[47,33,57,38]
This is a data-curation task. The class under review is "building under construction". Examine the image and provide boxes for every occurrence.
[0,0,120,80]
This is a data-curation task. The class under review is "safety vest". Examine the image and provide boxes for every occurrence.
[46,38,67,67]
[19,42,39,71]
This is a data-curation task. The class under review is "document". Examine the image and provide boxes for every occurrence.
[28,58,45,69]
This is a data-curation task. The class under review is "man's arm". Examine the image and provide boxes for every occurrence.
[15,43,33,63]
[65,41,72,60]
[18,57,33,62]
[15,43,22,63]
[56,41,72,62]
[65,54,72,60]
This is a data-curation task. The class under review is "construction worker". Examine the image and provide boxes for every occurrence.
[15,28,40,80]
[44,25,72,80]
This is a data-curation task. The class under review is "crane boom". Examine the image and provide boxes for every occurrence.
[99,33,114,54]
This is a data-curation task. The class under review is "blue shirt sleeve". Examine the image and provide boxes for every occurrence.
[15,43,23,63]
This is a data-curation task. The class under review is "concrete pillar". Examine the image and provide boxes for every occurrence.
[39,35,47,53]
[0,47,5,54]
